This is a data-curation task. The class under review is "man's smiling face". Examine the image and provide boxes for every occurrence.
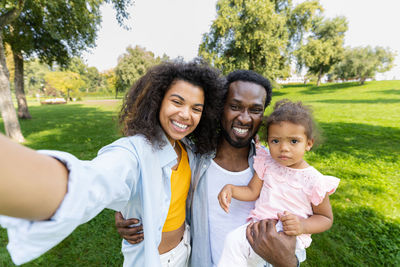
[220,81,266,148]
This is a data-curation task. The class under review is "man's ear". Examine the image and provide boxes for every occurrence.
[306,138,314,151]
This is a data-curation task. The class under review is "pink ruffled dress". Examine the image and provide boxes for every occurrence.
[251,147,340,249]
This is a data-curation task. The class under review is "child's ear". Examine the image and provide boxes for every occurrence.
[306,138,314,151]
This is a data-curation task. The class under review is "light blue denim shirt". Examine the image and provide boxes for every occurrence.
[0,134,196,266]
[188,141,257,267]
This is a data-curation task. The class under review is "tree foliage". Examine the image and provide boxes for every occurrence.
[115,45,165,97]
[44,71,84,100]
[199,0,322,80]
[295,16,348,85]
[329,46,396,84]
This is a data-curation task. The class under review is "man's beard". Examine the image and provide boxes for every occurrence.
[221,126,258,148]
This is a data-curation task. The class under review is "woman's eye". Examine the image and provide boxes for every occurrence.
[172,100,182,105]
[193,107,203,113]
[231,105,239,110]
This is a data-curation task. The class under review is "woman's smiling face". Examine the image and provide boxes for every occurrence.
[159,80,204,143]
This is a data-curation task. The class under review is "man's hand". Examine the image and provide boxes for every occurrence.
[246,219,298,267]
[278,211,304,236]
[218,184,233,213]
[115,211,144,245]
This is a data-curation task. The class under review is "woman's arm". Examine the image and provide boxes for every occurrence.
[0,134,68,220]
[279,193,333,235]
[218,173,263,212]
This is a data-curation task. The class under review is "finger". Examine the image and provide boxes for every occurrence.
[125,232,144,241]
[115,212,140,227]
[246,222,255,245]
[118,224,143,236]
[252,221,260,237]
[126,236,144,245]
[265,219,278,233]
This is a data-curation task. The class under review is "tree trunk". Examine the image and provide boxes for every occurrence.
[13,49,31,119]
[316,66,323,86]
[0,34,25,142]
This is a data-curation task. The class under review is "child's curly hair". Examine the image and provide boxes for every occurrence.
[119,60,226,154]
[265,99,321,144]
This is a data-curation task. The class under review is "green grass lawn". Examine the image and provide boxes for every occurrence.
[1,81,399,266]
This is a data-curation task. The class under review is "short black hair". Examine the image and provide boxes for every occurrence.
[226,70,272,109]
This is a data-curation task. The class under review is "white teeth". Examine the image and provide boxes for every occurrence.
[172,121,188,129]
[233,127,249,134]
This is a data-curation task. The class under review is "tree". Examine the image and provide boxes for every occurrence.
[44,71,84,100]
[0,1,25,142]
[3,0,133,119]
[295,16,348,86]
[198,0,322,80]
[329,46,396,84]
[115,45,164,98]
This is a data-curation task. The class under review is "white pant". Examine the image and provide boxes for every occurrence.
[218,222,306,267]
[160,224,191,267]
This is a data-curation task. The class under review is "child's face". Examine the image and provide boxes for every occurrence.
[267,121,314,169]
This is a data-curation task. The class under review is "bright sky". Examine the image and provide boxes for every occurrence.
[83,0,400,79]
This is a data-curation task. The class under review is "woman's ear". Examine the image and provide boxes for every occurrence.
[306,138,314,151]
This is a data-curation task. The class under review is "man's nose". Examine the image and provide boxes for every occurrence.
[238,110,251,124]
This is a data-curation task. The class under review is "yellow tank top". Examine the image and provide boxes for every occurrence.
[162,141,191,232]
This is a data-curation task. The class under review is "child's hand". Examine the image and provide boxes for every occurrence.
[218,185,233,213]
[278,211,304,236]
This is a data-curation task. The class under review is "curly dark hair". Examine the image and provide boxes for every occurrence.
[226,70,272,109]
[119,60,226,154]
[265,99,320,143]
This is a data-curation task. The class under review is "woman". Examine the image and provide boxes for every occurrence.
[0,61,225,266]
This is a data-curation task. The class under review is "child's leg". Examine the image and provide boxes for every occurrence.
[218,223,265,267]
[218,223,249,267]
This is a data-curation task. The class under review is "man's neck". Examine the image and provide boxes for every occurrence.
[214,138,251,172]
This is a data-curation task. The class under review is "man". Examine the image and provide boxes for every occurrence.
[116,70,298,267]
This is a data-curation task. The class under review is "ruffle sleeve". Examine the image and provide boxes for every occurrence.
[253,147,269,180]
[310,175,340,206]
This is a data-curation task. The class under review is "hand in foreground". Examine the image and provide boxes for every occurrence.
[115,211,144,245]
[217,184,233,213]
[278,211,304,236]
[246,219,297,267]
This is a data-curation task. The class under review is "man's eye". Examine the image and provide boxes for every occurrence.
[291,139,298,144]
[250,108,263,114]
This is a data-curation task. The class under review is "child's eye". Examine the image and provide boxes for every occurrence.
[291,139,298,144]
[271,139,279,144]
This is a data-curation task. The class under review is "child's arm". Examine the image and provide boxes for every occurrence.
[278,193,333,235]
[217,173,263,212]
[0,134,68,220]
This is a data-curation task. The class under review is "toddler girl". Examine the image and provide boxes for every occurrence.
[217,99,340,266]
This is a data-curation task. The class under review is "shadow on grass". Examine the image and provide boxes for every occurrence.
[310,122,400,163]
[305,206,400,266]
[370,89,400,95]
[315,98,400,104]
[301,82,362,95]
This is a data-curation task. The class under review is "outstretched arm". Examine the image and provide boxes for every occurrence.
[218,173,263,212]
[0,134,68,220]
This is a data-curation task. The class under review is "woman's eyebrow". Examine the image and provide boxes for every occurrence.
[170,94,184,100]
